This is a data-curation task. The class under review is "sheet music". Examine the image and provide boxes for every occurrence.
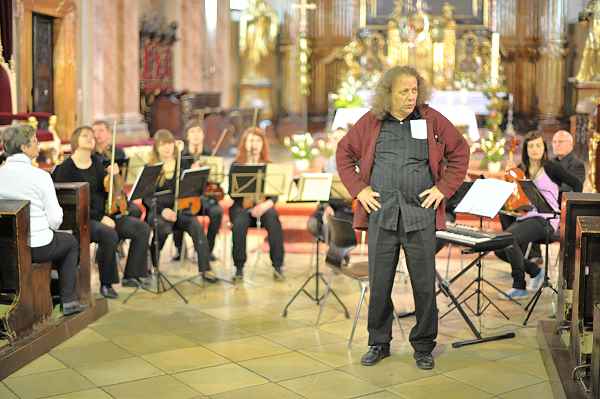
[299,173,332,202]
[454,178,516,218]
[265,163,293,197]
[330,175,352,201]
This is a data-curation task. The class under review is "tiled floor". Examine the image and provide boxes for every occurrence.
[1,239,559,399]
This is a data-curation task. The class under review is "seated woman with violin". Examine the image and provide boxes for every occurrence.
[52,126,151,299]
[230,127,285,281]
[495,132,583,300]
[144,129,217,283]
[172,121,224,262]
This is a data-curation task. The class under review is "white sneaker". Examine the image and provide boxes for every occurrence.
[528,267,545,292]
[500,288,529,301]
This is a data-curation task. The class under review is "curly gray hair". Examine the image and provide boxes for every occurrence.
[370,66,431,120]
[2,125,36,155]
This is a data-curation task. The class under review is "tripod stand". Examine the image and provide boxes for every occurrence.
[123,196,188,304]
[282,234,350,317]
[522,221,558,326]
[517,180,561,326]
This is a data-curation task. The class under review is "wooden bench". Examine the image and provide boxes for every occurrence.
[0,182,108,379]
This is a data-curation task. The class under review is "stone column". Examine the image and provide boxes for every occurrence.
[536,0,568,129]
[87,0,147,142]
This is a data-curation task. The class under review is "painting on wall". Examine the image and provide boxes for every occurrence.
[362,0,489,28]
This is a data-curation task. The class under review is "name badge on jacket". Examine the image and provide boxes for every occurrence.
[410,119,428,140]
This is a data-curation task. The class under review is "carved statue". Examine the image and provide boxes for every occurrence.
[239,0,279,83]
[442,3,456,89]
[576,0,600,81]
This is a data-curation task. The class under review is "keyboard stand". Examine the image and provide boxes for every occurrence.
[436,269,515,348]
[434,245,519,348]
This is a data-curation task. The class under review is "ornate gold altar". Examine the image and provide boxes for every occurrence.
[338,1,495,94]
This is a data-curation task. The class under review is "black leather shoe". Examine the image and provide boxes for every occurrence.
[202,270,218,283]
[273,266,285,281]
[360,345,390,366]
[121,277,140,288]
[209,253,218,262]
[233,267,244,282]
[414,351,434,370]
[62,302,87,316]
[100,285,119,299]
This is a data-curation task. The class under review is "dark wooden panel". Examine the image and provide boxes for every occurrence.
[557,193,600,326]
[571,216,600,368]
[593,304,600,398]
[54,182,91,304]
[32,13,54,113]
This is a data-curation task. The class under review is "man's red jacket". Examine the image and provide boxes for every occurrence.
[336,105,470,231]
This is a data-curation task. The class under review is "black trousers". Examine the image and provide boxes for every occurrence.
[149,211,210,272]
[494,216,546,289]
[229,205,284,269]
[367,215,438,353]
[91,216,151,286]
[173,198,223,254]
[31,232,79,304]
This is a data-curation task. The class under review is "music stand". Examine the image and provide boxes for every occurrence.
[518,179,560,326]
[123,164,188,304]
[438,178,517,347]
[282,174,350,318]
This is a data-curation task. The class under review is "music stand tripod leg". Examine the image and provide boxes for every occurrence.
[282,238,323,316]
[124,197,189,304]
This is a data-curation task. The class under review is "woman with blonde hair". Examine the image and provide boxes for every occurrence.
[144,129,217,283]
[229,127,284,281]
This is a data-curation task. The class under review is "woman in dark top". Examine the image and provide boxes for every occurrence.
[172,121,224,262]
[53,126,151,298]
[229,127,284,281]
[143,129,217,283]
[496,132,583,300]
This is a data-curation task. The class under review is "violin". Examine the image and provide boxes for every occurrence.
[104,121,129,216]
[503,167,531,213]
[174,143,202,215]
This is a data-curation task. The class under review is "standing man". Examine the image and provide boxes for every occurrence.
[336,66,469,370]
[551,130,586,192]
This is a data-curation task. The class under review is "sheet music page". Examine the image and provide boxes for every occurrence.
[454,178,516,218]
[265,163,293,198]
[298,173,333,201]
[330,175,352,201]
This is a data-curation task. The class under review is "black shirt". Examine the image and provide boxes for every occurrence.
[53,156,107,221]
[370,110,435,232]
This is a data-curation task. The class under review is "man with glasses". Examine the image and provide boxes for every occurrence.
[551,130,586,193]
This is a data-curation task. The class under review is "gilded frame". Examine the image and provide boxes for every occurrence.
[359,0,491,30]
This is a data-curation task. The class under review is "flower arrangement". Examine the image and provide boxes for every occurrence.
[332,76,364,109]
[478,84,509,169]
[283,133,320,161]
[479,130,506,163]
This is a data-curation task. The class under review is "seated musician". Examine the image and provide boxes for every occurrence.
[144,129,217,283]
[230,127,285,281]
[172,121,224,262]
[53,126,151,298]
[92,120,127,164]
[0,125,84,315]
[495,132,583,300]
[92,120,142,219]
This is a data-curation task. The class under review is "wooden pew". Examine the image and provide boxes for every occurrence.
[571,216,600,394]
[557,193,600,328]
[0,182,107,379]
[0,200,52,341]
[593,304,600,399]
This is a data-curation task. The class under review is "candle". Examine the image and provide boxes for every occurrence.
[490,32,500,87]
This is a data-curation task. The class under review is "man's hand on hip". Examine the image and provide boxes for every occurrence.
[419,186,444,209]
[356,186,381,214]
